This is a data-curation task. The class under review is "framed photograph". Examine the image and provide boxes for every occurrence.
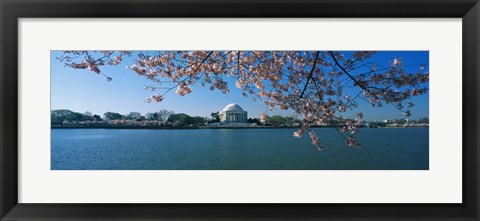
[1,0,479,220]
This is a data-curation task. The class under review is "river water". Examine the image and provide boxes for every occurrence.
[51,128,428,170]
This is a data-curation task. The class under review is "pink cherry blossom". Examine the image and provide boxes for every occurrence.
[151,94,164,102]
[309,130,324,151]
[259,113,267,124]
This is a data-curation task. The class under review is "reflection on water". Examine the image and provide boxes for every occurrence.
[51,128,429,170]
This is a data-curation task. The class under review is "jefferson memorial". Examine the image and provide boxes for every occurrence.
[219,103,248,123]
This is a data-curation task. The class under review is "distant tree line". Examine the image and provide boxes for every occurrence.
[51,109,428,129]
[51,109,303,128]
[51,109,209,128]
[373,117,429,127]
[260,115,301,127]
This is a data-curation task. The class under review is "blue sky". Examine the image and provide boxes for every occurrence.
[50,51,429,121]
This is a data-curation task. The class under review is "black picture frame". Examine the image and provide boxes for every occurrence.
[1,0,479,220]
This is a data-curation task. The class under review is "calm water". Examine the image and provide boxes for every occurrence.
[51,128,428,170]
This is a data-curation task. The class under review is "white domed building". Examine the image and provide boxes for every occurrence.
[219,103,248,123]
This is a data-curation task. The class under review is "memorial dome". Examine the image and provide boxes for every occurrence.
[222,103,244,112]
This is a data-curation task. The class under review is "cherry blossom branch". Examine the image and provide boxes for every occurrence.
[329,51,370,94]
[157,51,214,97]
[297,51,319,101]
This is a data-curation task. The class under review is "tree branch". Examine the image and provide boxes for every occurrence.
[159,51,213,96]
[329,51,370,94]
[297,51,320,100]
